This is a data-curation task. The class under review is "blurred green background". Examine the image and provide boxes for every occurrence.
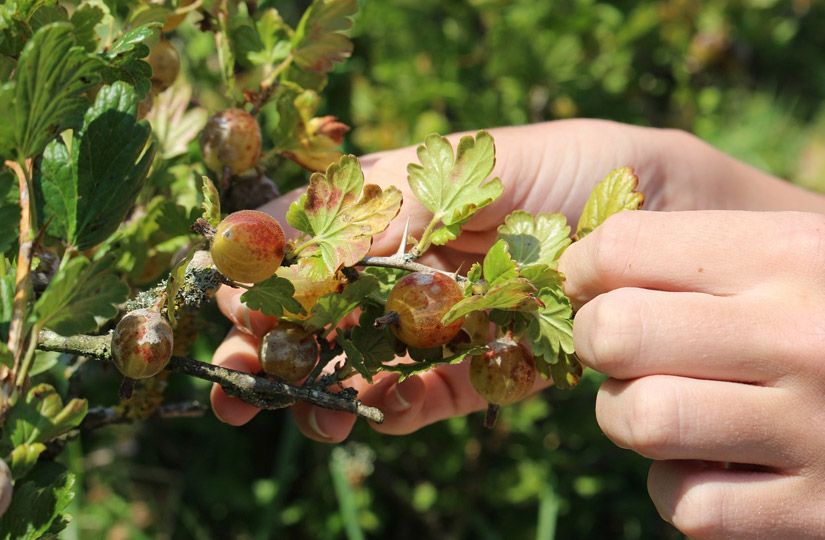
[68,0,825,538]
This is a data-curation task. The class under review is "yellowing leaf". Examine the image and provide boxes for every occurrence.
[287,155,402,278]
[292,0,357,73]
[576,166,644,239]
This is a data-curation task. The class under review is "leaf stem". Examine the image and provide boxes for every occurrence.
[410,214,441,259]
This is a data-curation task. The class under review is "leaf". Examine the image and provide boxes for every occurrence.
[2,384,87,455]
[0,169,19,254]
[239,9,292,68]
[525,287,575,363]
[8,443,46,480]
[39,136,74,240]
[0,461,75,540]
[519,264,563,291]
[304,275,379,332]
[576,166,644,239]
[292,0,357,73]
[70,4,104,52]
[379,346,486,382]
[0,257,14,325]
[145,82,208,159]
[442,278,538,324]
[241,275,305,318]
[549,352,582,390]
[11,22,101,158]
[482,239,518,287]
[407,131,503,246]
[337,305,398,382]
[72,81,155,249]
[200,175,221,228]
[34,255,128,335]
[497,211,571,267]
[362,266,407,304]
[287,155,402,279]
[99,24,156,97]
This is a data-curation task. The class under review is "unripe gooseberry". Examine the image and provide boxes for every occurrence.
[201,109,262,175]
[259,322,319,382]
[111,308,174,379]
[469,338,537,406]
[385,272,464,349]
[210,210,285,284]
[146,40,180,92]
[0,458,11,518]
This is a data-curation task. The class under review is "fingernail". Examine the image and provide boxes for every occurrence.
[387,377,420,413]
[308,408,332,440]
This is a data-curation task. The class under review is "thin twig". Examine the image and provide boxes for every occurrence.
[5,159,33,381]
[82,401,208,430]
[358,255,467,283]
[36,330,384,424]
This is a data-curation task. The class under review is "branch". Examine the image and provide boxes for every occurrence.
[358,255,467,283]
[82,401,208,431]
[36,330,384,424]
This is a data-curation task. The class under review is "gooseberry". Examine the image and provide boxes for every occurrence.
[210,210,285,284]
[146,40,180,92]
[111,308,174,379]
[469,338,536,406]
[259,323,319,382]
[385,272,464,349]
[201,109,262,175]
[0,458,10,518]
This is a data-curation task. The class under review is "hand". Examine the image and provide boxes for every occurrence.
[558,210,825,538]
[209,119,822,442]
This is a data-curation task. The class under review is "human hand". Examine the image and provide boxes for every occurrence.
[558,210,825,538]
[210,119,824,442]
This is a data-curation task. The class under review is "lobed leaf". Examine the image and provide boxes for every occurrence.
[292,0,357,73]
[576,166,644,239]
[442,278,538,324]
[497,211,571,267]
[304,275,379,332]
[11,22,101,159]
[241,276,305,318]
[407,131,503,246]
[287,155,402,279]
[0,461,75,540]
[33,255,128,336]
[524,287,575,363]
[378,346,486,382]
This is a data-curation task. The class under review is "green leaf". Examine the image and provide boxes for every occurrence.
[576,166,644,239]
[0,461,75,540]
[34,255,128,335]
[482,239,518,286]
[292,0,357,73]
[497,211,571,267]
[0,169,19,254]
[548,352,582,390]
[338,305,398,382]
[407,131,503,247]
[2,384,87,453]
[362,266,407,304]
[240,9,292,68]
[200,175,221,228]
[442,278,538,324]
[11,22,101,158]
[379,346,486,382]
[287,155,402,279]
[39,136,74,240]
[0,257,13,325]
[70,4,104,52]
[519,264,563,291]
[145,82,208,159]
[72,81,155,249]
[304,275,379,332]
[99,24,156,97]
[8,443,46,480]
[525,287,575,363]
[241,276,305,318]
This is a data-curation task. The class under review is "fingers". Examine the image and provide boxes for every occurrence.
[597,376,796,467]
[210,328,262,426]
[559,210,825,306]
[216,285,278,338]
[573,287,787,383]
[647,460,813,539]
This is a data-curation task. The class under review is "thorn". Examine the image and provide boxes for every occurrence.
[394,217,411,258]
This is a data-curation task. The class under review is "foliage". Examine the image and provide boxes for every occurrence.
[1,0,824,538]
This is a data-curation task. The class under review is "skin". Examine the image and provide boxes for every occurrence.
[210,119,825,538]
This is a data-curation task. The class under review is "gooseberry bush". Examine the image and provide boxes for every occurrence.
[0,0,643,535]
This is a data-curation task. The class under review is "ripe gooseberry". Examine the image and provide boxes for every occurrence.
[210,210,285,284]
[259,323,319,383]
[146,40,180,92]
[385,272,464,349]
[111,308,174,379]
[469,338,536,406]
[201,109,262,175]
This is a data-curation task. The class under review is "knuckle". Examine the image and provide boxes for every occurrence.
[577,289,642,375]
[588,211,640,282]
[624,378,681,458]
[783,213,825,277]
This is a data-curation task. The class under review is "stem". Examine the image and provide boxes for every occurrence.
[261,54,294,91]
[410,215,441,259]
[6,159,34,381]
[81,401,207,431]
[484,403,499,429]
[36,330,384,424]
[358,255,467,283]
